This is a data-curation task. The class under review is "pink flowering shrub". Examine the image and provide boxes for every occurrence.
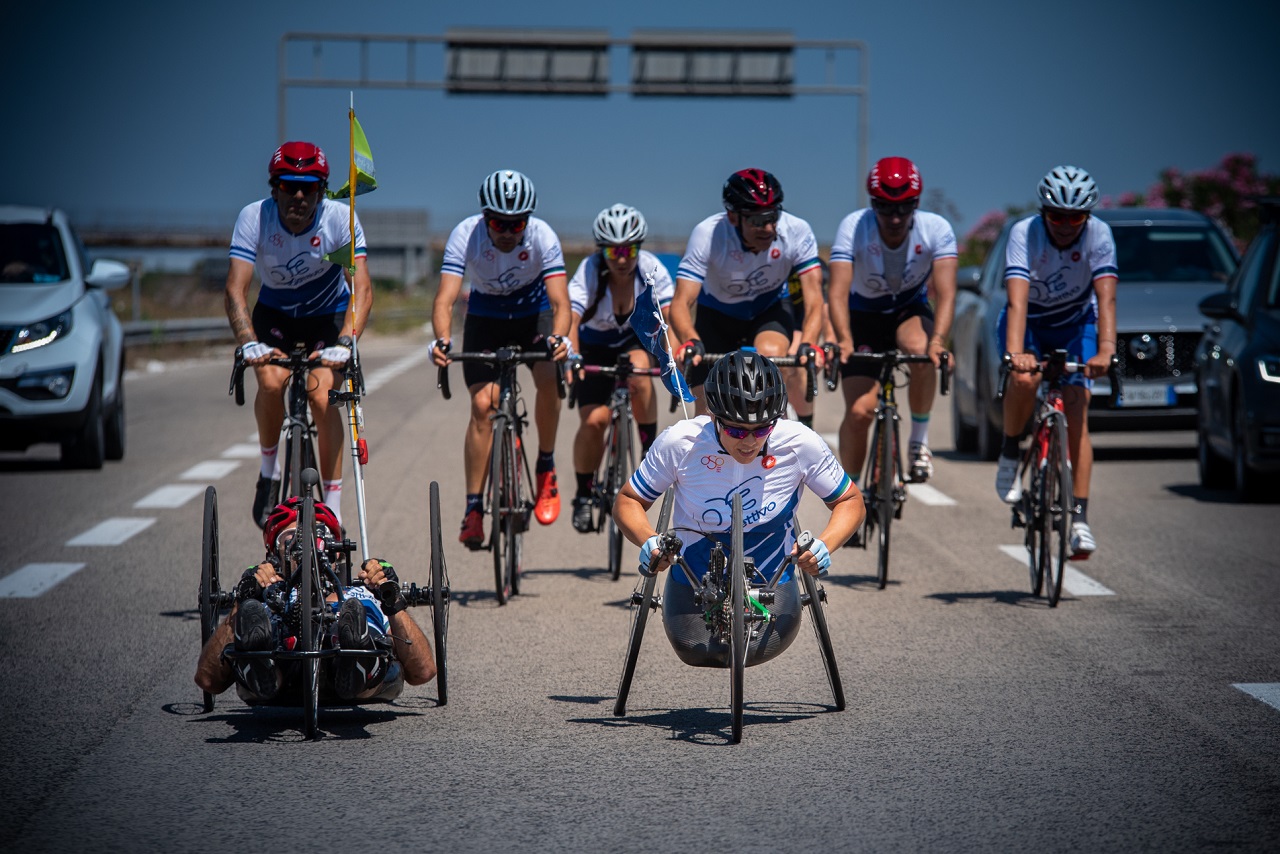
[1117,152,1280,244]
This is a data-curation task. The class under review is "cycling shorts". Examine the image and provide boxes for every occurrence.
[252,303,345,353]
[840,302,935,380]
[996,308,1097,389]
[661,570,802,668]
[460,309,556,388]
[572,340,652,408]
[687,299,796,387]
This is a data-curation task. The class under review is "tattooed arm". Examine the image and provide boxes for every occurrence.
[224,258,257,345]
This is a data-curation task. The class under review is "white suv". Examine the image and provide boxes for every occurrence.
[0,206,130,468]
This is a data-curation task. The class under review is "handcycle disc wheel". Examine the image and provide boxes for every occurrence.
[874,415,895,590]
[489,417,512,605]
[801,570,845,711]
[1045,417,1073,608]
[199,486,222,713]
[429,480,450,705]
[607,419,631,582]
[298,484,322,739]
[613,490,673,717]
[729,492,747,744]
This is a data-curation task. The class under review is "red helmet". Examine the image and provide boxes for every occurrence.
[723,168,783,212]
[263,497,341,552]
[867,157,921,202]
[269,141,329,183]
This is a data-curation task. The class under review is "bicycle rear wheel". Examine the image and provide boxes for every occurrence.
[1044,415,1073,607]
[801,570,845,711]
[874,412,895,590]
[613,489,673,717]
[429,480,450,705]
[199,486,222,713]
[489,417,512,605]
[729,492,747,744]
[607,416,631,582]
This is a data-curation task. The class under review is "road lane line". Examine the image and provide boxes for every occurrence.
[997,544,1115,596]
[906,484,957,506]
[134,484,206,509]
[180,460,240,481]
[1233,684,1280,714]
[0,563,86,598]
[67,518,156,546]
[221,443,260,459]
[362,349,429,394]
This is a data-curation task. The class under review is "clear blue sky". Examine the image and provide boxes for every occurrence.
[8,0,1279,247]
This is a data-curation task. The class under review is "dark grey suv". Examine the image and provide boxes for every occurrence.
[950,208,1239,458]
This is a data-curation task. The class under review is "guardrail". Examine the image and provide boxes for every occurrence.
[122,309,431,347]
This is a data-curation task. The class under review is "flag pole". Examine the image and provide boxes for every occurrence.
[343,91,371,561]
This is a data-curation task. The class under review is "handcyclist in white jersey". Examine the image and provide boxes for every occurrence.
[995,166,1118,558]
[566,204,673,533]
[829,157,957,490]
[613,351,863,666]
[225,141,372,529]
[429,170,571,547]
[670,169,826,424]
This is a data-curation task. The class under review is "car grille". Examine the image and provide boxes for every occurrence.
[1114,331,1199,381]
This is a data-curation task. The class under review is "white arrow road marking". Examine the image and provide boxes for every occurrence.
[67,518,156,546]
[0,563,86,598]
[998,544,1115,596]
[135,484,206,509]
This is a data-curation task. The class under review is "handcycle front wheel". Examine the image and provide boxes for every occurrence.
[298,470,323,740]
[729,492,747,744]
[613,489,674,717]
[199,486,222,713]
[429,480,450,705]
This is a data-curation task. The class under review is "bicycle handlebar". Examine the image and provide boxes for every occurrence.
[996,351,1123,405]
[698,352,820,403]
[843,349,951,395]
[436,346,566,401]
[229,347,341,407]
[567,355,665,410]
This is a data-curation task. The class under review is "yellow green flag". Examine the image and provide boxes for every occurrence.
[327,114,377,200]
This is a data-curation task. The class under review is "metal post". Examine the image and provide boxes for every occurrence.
[858,42,870,209]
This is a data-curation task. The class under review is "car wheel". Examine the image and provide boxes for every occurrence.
[951,381,978,454]
[1196,388,1231,490]
[104,366,126,461]
[975,356,1002,462]
[1231,389,1264,502]
[62,372,105,470]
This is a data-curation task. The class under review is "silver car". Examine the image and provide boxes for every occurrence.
[950,207,1239,458]
[0,206,131,468]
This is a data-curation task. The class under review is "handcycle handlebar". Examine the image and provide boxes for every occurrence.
[996,350,1123,405]
[435,346,566,402]
[842,349,951,396]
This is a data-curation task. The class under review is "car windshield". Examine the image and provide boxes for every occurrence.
[1112,224,1236,283]
[0,223,70,284]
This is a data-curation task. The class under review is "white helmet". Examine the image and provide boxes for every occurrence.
[479,170,537,216]
[1037,165,1099,211]
[592,204,648,245]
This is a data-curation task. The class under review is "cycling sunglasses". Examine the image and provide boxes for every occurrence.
[718,419,776,440]
[486,216,529,234]
[1042,208,1089,227]
[871,199,918,218]
[739,210,781,228]
[602,244,639,262]
[274,179,322,196]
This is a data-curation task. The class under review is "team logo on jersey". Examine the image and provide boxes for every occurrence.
[771,248,781,259]
[762,455,777,469]
[1072,251,1081,262]
[270,233,284,247]
[519,250,529,261]
[311,236,321,247]
[915,244,922,254]
[701,454,724,472]
[868,243,882,257]
[483,249,495,262]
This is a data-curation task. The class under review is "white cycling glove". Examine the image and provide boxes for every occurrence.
[430,337,450,355]
[241,341,272,362]
[638,534,664,577]
[319,342,352,365]
[810,537,831,576]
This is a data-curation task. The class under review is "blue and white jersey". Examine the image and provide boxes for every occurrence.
[569,250,673,348]
[677,212,821,320]
[441,214,566,320]
[830,209,957,313]
[229,198,366,318]
[1004,215,1118,328]
[629,417,852,586]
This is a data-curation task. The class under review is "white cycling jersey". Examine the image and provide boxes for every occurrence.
[441,214,566,319]
[830,209,957,313]
[676,212,821,320]
[229,198,366,317]
[629,416,851,585]
[1004,214,1118,328]
[569,250,674,348]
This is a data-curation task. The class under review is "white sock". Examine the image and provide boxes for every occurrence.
[909,415,929,448]
[323,480,343,524]
[260,444,279,479]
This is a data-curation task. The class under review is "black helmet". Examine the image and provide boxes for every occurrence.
[704,351,787,425]
[722,168,783,212]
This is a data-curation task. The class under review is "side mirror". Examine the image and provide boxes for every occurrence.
[1198,289,1239,321]
[956,265,982,293]
[86,258,131,291]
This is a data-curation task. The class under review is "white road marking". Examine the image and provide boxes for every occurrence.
[180,460,240,481]
[134,484,206,509]
[221,443,260,459]
[362,349,429,394]
[0,563,86,598]
[997,544,1115,596]
[67,518,156,546]
[906,483,957,506]
[1233,683,1280,713]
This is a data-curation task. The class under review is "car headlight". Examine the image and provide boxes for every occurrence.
[10,309,74,354]
[1260,356,1280,384]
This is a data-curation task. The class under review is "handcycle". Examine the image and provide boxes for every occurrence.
[437,344,566,605]
[568,351,664,581]
[198,468,451,737]
[843,349,951,590]
[996,350,1121,607]
[612,491,844,744]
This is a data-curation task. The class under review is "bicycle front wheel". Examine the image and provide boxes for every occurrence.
[874,412,895,590]
[508,427,525,597]
[1026,460,1044,598]
[607,417,631,581]
[429,480,449,705]
[729,492,747,744]
[489,416,511,605]
[1045,415,1073,607]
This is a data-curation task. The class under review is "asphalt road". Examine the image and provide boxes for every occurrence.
[2,330,1278,853]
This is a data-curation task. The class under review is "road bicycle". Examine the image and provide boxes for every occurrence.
[198,469,450,737]
[612,491,844,744]
[843,350,951,590]
[997,350,1121,607]
[438,345,565,605]
[569,352,664,581]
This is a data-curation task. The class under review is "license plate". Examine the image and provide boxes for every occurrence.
[1118,383,1176,407]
